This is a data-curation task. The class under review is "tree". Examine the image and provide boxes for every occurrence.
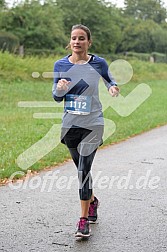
[124,0,167,23]
[0,0,6,8]
[119,19,161,53]
[56,0,122,53]
[1,0,123,54]
[1,0,166,55]
[152,26,167,53]
[0,31,19,52]
[0,0,67,50]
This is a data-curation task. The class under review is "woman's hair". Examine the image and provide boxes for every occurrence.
[71,24,91,40]
[66,24,92,50]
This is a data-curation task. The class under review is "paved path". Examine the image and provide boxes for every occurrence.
[0,125,167,252]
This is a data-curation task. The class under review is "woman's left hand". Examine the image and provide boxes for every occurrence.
[109,86,120,97]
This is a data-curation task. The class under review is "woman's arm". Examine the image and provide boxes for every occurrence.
[52,62,67,102]
[101,58,119,97]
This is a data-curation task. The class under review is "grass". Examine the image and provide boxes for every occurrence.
[0,52,167,182]
[0,51,59,82]
[0,51,167,82]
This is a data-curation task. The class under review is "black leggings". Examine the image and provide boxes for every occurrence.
[69,147,97,200]
[61,126,103,200]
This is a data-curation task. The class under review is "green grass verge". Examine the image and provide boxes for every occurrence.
[0,78,167,181]
[0,51,167,82]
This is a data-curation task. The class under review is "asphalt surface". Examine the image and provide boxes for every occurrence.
[0,125,167,252]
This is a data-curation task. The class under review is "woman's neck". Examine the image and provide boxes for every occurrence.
[69,53,90,64]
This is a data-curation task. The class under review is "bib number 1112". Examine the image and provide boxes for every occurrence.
[70,101,87,110]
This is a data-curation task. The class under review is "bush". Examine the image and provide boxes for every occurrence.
[24,47,67,57]
[115,51,167,63]
[151,52,167,63]
[0,31,19,53]
[125,52,150,61]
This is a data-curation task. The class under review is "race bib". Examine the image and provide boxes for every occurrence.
[65,94,92,115]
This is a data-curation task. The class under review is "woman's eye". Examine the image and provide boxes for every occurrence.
[71,37,85,40]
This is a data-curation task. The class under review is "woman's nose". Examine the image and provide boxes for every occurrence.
[75,38,79,43]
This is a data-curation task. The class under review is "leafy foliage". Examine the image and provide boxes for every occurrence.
[124,0,167,23]
[0,0,67,49]
[0,0,167,54]
[0,31,19,52]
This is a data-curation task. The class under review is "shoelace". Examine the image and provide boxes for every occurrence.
[78,219,87,230]
[89,203,96,216]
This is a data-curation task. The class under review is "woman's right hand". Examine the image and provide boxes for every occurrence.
[56,79,70,91]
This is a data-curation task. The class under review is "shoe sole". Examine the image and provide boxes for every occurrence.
[75,231,91,238]
[88,220,98,224]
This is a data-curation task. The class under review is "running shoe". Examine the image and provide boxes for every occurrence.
[75,217,91,238]
[88,196,99,223]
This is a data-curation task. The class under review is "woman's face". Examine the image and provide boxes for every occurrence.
[70,29,91,53]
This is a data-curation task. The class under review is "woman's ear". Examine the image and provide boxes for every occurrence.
[89,40,92,47]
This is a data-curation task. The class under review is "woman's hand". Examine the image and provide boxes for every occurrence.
[56,79,70,91]
[109,86,120,97]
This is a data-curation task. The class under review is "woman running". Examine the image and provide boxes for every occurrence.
[52,24,119,238]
